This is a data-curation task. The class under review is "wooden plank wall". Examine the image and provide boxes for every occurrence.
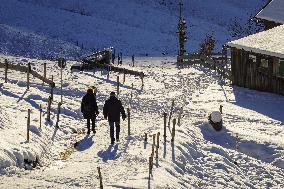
[231,49,284,95]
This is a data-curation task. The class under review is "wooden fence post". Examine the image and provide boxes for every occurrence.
[163,113,167,142]
[4,59,8,83]
[157,132,160,148]
[51,75,54,100]
[127,108,130,136]
[141,76,144,87]
[168,100,175,127]
[144,133,148,142]
[27,109,31,142]
[47,96,52,122]
[153,134,156,147]
[171,118,176,143]
[97,167,103,189]
[148,156,152,178]
[117,76,119,95]
[155,142,159,159]
[43,63,47,81]
[27,63,31,90]
[219,105,223,114]
[55,102,62,128]
[39,104,42,129]
[152,143,155,157]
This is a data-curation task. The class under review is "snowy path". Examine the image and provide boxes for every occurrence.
[0,56,284,188]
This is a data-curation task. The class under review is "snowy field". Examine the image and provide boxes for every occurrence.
[0,55,283,188]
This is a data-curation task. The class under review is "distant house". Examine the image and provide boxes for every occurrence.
[226,24,284,95]
[254,0,284,30]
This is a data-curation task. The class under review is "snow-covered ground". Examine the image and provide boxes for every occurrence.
[0,55,283,188]
[0,0,266,58]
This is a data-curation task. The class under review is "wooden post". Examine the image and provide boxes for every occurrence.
[219,105,223,114]
[148,156,152,178]
[27,109,31,142]
[144,133,148,142]
[39,104,42,129]
[157,132,160,148]
[153,134,156,146]
[152,143,155,158]
[123,69,126,83]
[151,153,153,171]
[163,113,167,142]
[171,118,176,143]
[97,167,103,189]
[141,76,144,87]
[155,143,159,159]
[51,75,54,100]
[47,96,52,122]
[43,63,47,81]
[55,102,62,128]
[117,76,119,95]
[27,63,31,90]
[127,108,130,136]
[131,83,134,89]
[4,59,8,83]
[168,100,175,127]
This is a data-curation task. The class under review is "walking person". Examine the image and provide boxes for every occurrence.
[103,92,126,144]
[81,88,99,134]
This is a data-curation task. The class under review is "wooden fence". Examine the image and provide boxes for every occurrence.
[0,60,55,87]
[177,53,232,80]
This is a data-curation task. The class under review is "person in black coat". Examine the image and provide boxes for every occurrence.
[81,88,99,134]
[103,92,126,144]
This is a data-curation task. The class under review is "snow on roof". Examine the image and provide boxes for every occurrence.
[227,24,284,58]
[255,0,284,24]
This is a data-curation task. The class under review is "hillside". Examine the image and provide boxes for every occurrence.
[0,0,266,59]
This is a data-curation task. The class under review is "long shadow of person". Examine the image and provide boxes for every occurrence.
[75,135,95,151]
[97,144,119,162]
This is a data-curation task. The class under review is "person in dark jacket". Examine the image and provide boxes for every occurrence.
[103,92,126,144]
[81,88,99,134]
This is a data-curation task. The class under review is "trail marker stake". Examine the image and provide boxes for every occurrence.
[27,109,31,142]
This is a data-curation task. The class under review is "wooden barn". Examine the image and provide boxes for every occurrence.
[254,0,284,30]
[227,24,284,95]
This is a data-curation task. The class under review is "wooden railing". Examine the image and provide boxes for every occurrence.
[177,53,232,80]
[0,60,55,87]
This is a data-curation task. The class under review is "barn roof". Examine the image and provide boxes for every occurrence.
[227,24,284,58]
[255,0,284,24]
